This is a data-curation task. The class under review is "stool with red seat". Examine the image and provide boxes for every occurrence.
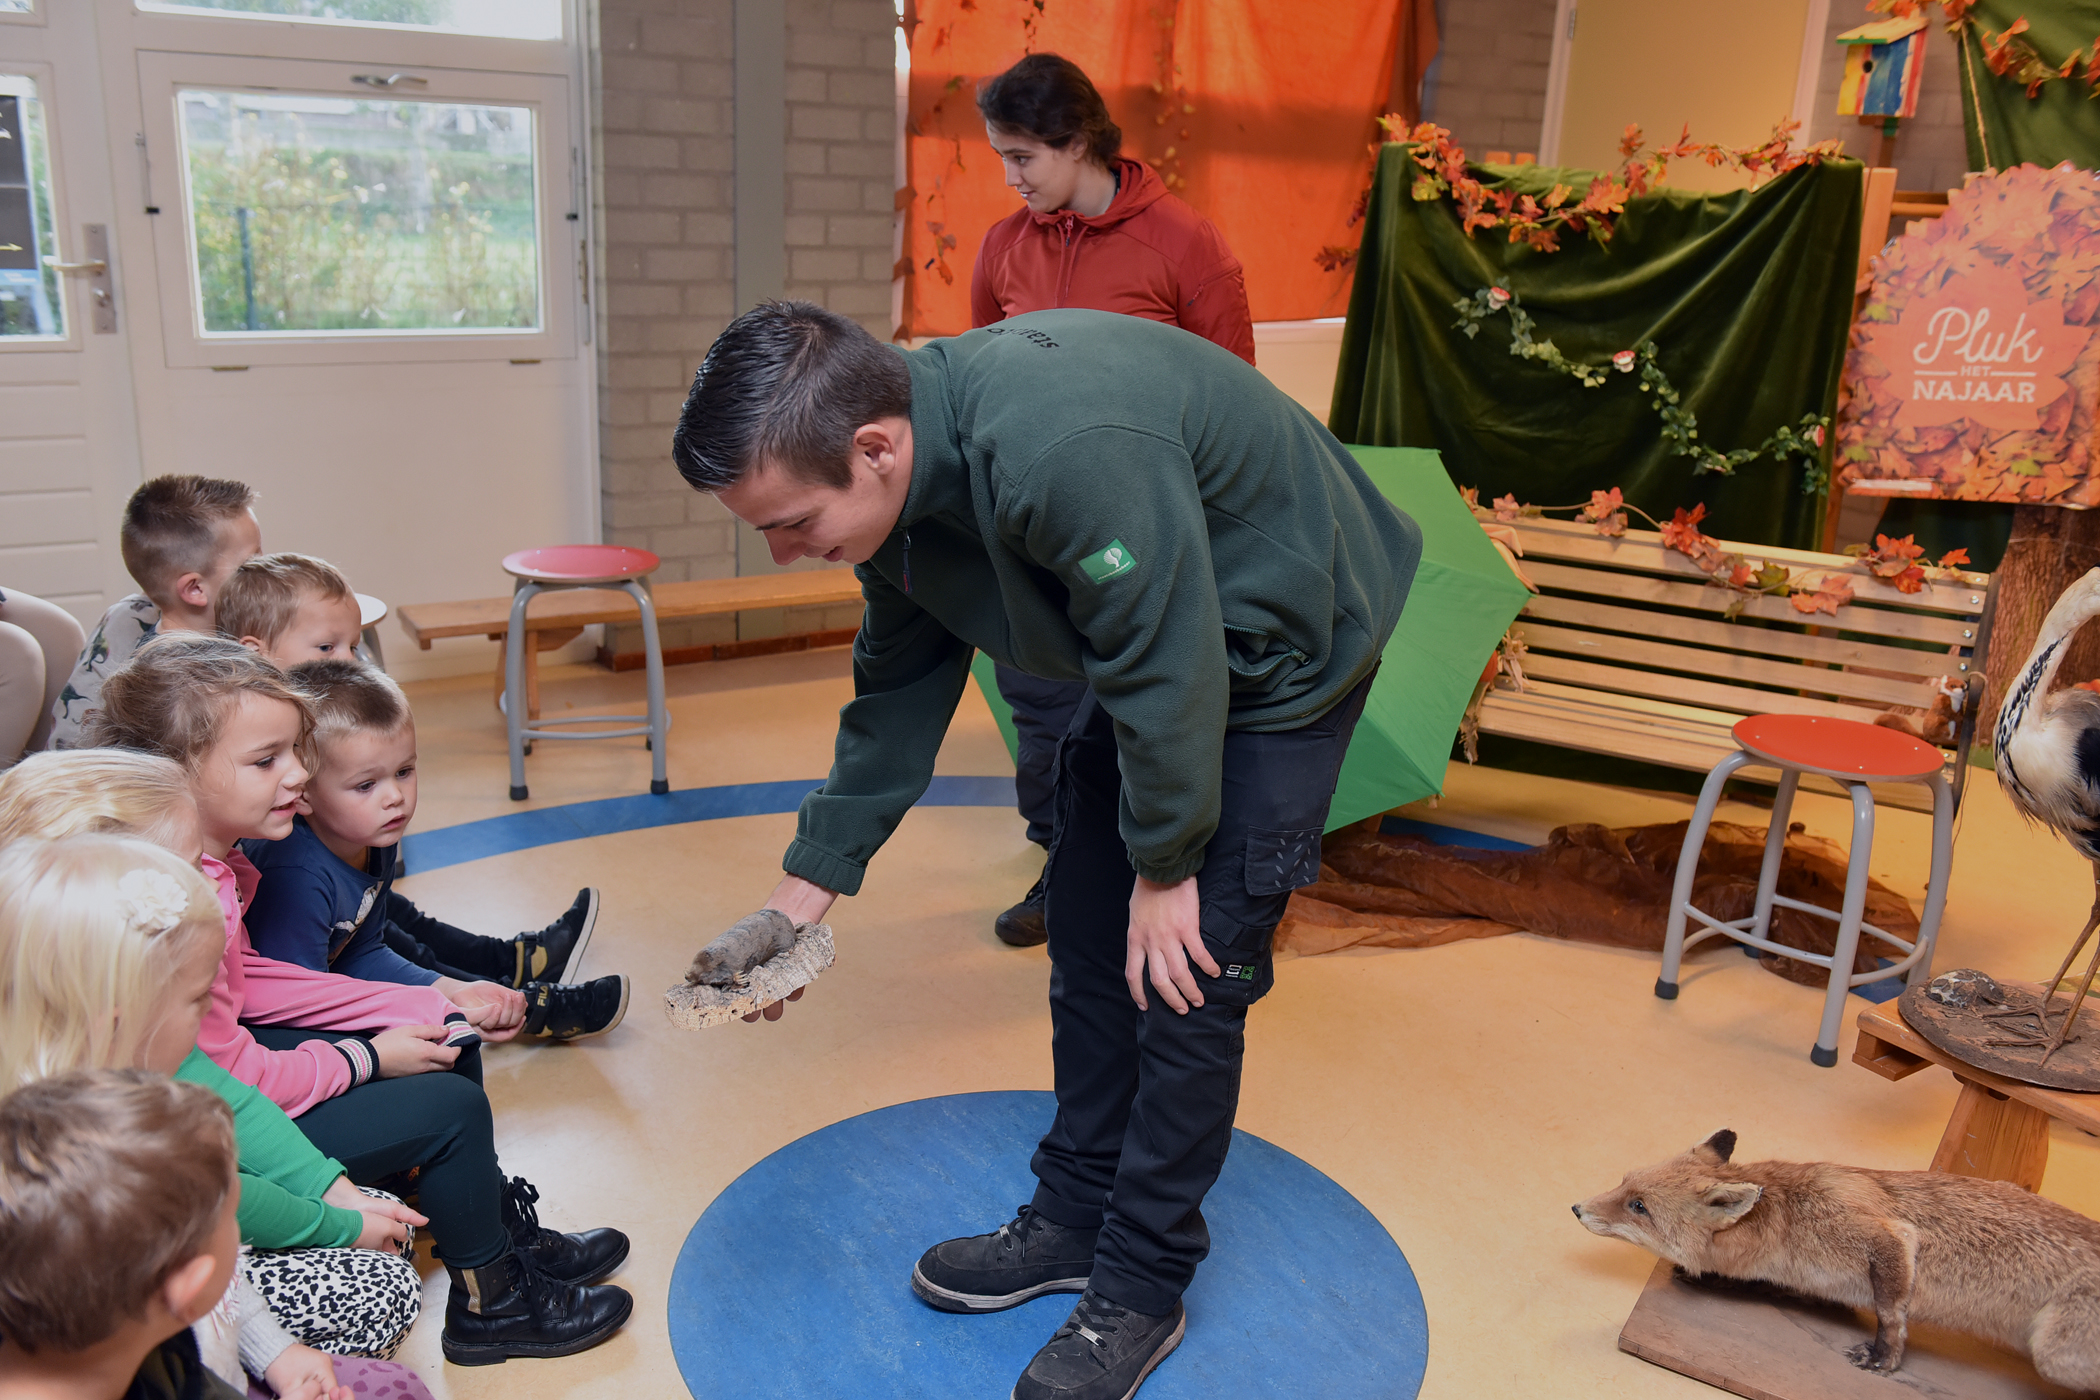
[1655,713,1955,1067]
[501,545,668,802]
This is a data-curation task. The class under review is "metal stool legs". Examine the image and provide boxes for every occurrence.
[504,575,670,802]
[1656,750,1956,1067]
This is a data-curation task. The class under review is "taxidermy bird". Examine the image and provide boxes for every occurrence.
[1994,566,2100,1063]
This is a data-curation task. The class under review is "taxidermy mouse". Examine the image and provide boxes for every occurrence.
[1574,1129,2100,1389]
[685,908,799,987]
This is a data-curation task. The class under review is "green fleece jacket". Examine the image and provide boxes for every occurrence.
[783,309,1421,894]
[174,1046,361,1250]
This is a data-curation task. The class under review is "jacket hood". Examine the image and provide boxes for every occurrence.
[1028,157,1168,232]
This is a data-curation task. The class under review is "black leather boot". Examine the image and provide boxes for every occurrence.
[440,1249,632,1365]
[502,1175,631,1285]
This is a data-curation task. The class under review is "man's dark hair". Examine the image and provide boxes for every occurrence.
[977,54,1121,167]
[671,301,914,492]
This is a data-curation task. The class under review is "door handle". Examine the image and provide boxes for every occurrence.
[44,259,107,274]
[49,226,117,334]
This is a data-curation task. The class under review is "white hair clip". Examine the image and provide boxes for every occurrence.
[114,868,192,937]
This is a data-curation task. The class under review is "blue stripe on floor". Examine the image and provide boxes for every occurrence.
[401,775,1022,874]
[1377,814,1531,852]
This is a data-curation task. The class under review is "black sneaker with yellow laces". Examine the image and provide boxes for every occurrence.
[520,974,628,1042]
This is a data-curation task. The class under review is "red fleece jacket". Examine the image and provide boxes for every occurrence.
[969,157,1255,364]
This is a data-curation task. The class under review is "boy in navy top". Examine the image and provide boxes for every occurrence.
[242,659,629,1042]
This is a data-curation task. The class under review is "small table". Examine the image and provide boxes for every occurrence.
[355,592,388,672]
[1852,1000,2100,1191]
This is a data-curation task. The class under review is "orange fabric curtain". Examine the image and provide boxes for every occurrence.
[899,0,1429,338]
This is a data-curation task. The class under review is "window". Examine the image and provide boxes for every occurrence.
[137,0,560,41]
[175,89,540,337]
[0,2,31,15]
[0,74,62,340]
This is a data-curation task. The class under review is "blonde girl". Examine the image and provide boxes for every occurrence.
[0,755,423,1366]
[81,635,633,1365]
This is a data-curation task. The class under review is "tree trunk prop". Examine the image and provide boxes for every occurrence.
[1981,505,2100,741]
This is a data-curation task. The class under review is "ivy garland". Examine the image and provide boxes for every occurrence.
[1452,285,1834,494]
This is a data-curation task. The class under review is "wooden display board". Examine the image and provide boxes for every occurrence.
[1619,1260,2076,1399]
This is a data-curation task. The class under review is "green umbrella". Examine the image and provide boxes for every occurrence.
[969,444,1531,830]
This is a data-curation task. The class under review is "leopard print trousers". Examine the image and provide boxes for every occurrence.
[245,1186,422,1359]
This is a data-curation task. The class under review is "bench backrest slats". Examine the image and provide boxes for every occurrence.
[1519,653,1893,722]
[1517,622,1939,709]
[1514,517,1990,619]
[1519,560,1983,648]
[1520,594,1971,680]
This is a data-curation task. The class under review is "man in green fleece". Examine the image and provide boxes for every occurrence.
[674,302,1420,1400]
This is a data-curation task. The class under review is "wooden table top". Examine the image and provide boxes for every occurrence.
[1855,1000,2100,1134]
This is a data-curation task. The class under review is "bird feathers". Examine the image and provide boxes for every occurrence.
[1997,567,2100,863]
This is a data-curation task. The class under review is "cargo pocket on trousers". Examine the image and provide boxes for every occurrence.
[1244,825,1323,897]
[1195,902,1273,1007]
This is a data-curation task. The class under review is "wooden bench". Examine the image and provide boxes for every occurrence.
[396,570,865,719]
[1476,516,1997,813]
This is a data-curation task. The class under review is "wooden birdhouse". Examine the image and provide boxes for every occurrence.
[1836,15,1928,118]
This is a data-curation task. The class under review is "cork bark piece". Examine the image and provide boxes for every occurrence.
[663,922,836,1029]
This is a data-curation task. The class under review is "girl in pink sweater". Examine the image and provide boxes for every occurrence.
[85,634,634,1366]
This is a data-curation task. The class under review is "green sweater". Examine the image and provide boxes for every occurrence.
[175,1046,361,1250]
[784,309,1421,894]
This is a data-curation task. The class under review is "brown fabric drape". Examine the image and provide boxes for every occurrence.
[900,0,1433,337]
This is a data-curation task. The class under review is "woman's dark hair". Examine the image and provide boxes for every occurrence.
[976,53,1121,167]
[671,301,914,491]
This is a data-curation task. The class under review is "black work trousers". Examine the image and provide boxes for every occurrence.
[1026,671,1374,1316]
[247,1025,510,1270]
[993,663,1090,849]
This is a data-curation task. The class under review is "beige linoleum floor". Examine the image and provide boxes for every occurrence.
[382,648,2100,1399]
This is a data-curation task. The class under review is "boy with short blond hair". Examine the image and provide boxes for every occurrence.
[214,554,363,670]
[242,659,628,1042]
[48,476,261,751]
[0,1068,245,1400]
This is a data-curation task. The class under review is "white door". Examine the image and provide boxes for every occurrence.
[90,0,597,680]
[0,2,148,631]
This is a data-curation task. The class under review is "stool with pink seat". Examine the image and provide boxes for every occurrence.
[501,545,668,802]
[1656,713,1955,1067]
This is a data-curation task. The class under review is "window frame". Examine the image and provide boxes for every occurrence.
[136,50,578,367]
[133,0,564,44]
[0,60,81,354]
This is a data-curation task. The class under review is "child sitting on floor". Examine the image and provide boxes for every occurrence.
[0,755,426,1363]
[245,659,627,1042]
[0,1068,251,1400]
[213,555,365,670]
[82,636,633,1365]
[49,476,262,751]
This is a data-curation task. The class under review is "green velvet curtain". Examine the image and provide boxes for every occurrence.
[1958,0,2100,173]
[1330,148,1864,550]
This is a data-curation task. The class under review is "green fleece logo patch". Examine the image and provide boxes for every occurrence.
[1080,540,1137,583]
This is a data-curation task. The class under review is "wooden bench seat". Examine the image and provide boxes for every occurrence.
[397,569,865,718]
[1476,517,1996,814]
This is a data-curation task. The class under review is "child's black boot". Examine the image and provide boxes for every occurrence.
[511,887,599,986]
[520,974,629,1041]
[502,1174,631,1284]
[440,1248,632,1364]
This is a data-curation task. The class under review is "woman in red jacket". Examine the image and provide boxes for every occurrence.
[972,54,1255,948]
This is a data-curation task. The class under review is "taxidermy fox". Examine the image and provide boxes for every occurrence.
[1574,1130,2100,1390]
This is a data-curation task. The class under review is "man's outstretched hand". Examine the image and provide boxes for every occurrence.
[689,875,838,1026]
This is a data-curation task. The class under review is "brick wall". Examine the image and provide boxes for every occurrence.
[1420,0,1558,158]
[593,0,892,653]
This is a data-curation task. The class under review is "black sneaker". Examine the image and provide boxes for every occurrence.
[513,888,599,987]
[995,871,1049,948]
[911,1205,1095,1313]
[521,975,628,1042]
[1013,1289,1185,1400]
[501,1175,631,1286]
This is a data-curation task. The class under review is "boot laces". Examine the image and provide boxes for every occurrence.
[503,1175,553,1242]
[1057,1293,1131,1364]
[994,1205,1045,1258]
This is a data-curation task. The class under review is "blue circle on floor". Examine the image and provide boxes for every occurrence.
[667,1090,1427,1398]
